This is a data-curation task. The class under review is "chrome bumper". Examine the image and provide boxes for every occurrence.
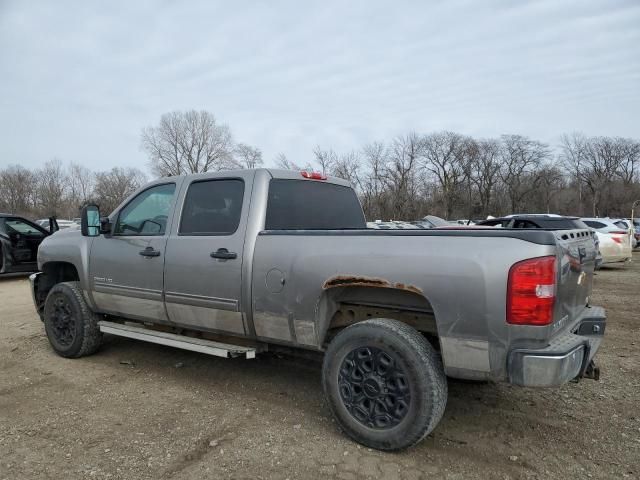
[508,306,605,387]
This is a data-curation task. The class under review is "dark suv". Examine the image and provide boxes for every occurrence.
[477,215,603,269]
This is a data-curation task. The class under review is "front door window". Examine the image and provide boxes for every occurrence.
[114,183,176,236]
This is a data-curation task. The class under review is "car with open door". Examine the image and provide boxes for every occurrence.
[0,214,58,274]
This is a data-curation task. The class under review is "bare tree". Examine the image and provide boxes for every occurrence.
[359,142,388,220]
[613,137,640,185]
[313,146,338,175]
[37,158,68,217]
[560,132,587,216]
[141,110,235,176]
[331,151,361,187]
[468,139,501,217]
[561,134,636,216]
[94,167,147,214]
[67,162,94,215]
[383,133,423,220]
[274,152,313,171]
[421,131,469,219]
[0,165,37,216]
[234,143,263,169]
[536,163,565,213]
[499,135,550,212]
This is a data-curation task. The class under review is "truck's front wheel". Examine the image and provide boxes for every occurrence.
[43,282,103,358]
[322,319,447,451]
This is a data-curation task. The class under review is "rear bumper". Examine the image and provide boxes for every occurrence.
[508,306,605,387]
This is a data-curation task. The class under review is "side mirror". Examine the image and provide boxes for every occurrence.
[48,217,59,234]
[81,205,101,237]
[100,216,112,235]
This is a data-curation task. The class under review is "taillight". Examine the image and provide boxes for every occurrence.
[507,256,556,326]
[611,236,622,244]
[300,171,327,180]
[610,231,628,235]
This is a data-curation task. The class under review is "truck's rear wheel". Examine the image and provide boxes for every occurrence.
[43,281,103,358]
[322,319,447,451]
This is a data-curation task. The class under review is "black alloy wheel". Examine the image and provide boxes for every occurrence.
[49,293,77,347]
[322,319,447,451]
[43,281,103,358]
[338,346,411,429]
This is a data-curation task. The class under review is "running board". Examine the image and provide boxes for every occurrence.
[98,321,256,359]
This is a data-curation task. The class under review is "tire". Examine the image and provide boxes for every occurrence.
[43,281,103,358]
[322,319,447,451]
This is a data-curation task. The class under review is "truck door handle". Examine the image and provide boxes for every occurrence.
[210,248,237,260]
[139,247,161,257]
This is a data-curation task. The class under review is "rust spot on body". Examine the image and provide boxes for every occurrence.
[395,283,423,295]
[323,275,423,295]
[323,275,391,289]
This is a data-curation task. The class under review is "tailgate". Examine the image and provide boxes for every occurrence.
[554,229,596,325]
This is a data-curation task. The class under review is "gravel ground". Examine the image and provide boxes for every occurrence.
[0,255,639,479]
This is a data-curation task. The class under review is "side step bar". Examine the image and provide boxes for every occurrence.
[98,321,256,359]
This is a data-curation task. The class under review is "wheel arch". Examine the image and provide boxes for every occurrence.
[41,261,81,283]
[316,278,440,349]
[34,262,82,318]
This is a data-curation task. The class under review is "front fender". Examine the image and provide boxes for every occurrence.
[38,230,93,292]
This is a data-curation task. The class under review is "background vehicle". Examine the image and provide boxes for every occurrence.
[581,218,632,264]
[477,215,603,269]
[367,220,423,229]
[0,214,57,274]
[450,219,475,225]
[478,214,582,229]
[413,215,449,228]
[29,169,605,451]
[626,218,640,248]
[613,219,638,249]
[36,218,78,231]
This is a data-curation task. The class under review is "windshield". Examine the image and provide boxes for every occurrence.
[5,218,45,237]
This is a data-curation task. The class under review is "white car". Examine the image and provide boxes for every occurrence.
[614,219,638,249]
[581,218,632,264]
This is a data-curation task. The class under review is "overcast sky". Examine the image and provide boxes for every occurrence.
[1,0,639,173]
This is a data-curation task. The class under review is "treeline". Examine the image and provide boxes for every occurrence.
[278,132,640,221]
[0,110,265,220]
[0,159,147,219]
[2,108,639,222]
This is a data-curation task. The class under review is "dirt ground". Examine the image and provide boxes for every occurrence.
[1,255,639,480]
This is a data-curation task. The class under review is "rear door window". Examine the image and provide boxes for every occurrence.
[583,221,607,229]
[614,221,628,229]
[512,220,539,228]
[179,179,245,235]
[265,179,365,229]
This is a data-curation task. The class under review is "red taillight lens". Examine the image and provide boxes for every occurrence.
[507,256,556,326]
[611,235,624,244]
[300,171,327,180]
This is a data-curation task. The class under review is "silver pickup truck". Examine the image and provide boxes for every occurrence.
[29,168,605,450]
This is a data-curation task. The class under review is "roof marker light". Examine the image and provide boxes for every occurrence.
[300,171,327,180]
